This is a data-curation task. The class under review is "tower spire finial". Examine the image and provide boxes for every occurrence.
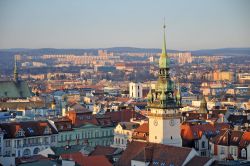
[162,18,167,55]
[159,18,169,69]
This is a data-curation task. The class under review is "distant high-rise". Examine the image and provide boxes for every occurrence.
[129,82,143,99]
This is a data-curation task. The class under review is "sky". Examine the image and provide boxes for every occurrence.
[0,0,249,50]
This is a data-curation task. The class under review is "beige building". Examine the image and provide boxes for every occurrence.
[111,122,139,150]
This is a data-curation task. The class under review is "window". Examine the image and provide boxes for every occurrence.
[221,147,225,155]
[233,148,237,156]
[16,129,25,137]
[202,141,205,149]
[5,140,11,147]
[95,131,99,137]
[27,127,34,134]
[110,130,113,135]
[195,141,199,149]
[230,147,233,154]
[51,136,56,143]
[33,148,40,154]
[241,149,246,158]
[23,149,31,157]
[44,126,51,134]
[201,151,206,156]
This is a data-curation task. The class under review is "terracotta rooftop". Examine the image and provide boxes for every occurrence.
[210,129,244,146]
[134,123,149,133]
[185,156,213,166]
[181,123,218,140]
[0,120,58,139]
[117,141,195,166]
[90,145,118,156]
[239,131,250,147]
[105,109,147,124]
[61,152,112,166]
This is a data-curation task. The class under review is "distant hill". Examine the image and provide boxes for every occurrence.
[191,48,250,56]
[0,47,250,56]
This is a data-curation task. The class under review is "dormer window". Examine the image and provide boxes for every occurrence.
[16,129,25,137]
[44,126,51,134]
[241,148,246,158]
[27,127,34,134]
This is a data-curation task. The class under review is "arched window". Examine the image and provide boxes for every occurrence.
[33,147,40,154]
[241,148,246,158]
[23,149,31,157]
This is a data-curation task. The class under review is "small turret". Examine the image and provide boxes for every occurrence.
[160,89,166,105]
[198,95,208,114]
[147,87,153,103]
[176,82,181,106]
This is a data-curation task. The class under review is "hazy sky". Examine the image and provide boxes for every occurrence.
[0,0,249,50]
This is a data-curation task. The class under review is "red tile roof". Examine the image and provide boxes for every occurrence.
[90,145,118,156]
[117,141,193,166]
[134,123,149,133]
[61,152,112,166]
[211,129,244,146]
[185,156,212,166]
[181,123,217,140]
[239,132,250,147]
[0,120,58,139]
[105,110,147,124]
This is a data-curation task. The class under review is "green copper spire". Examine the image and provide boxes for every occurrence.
[14,55,18,82]
[159,22,169,69]
[162,24,167,55]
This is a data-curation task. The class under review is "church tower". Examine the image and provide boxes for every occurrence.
[147,24,182,147]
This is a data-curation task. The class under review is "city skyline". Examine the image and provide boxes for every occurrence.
[0,0,249,50]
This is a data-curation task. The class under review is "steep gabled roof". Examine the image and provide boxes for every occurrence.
[210,129,244,146]
[0,80,33,98]
[0,120,58,139]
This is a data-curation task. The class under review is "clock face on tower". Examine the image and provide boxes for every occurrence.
[154,119,158,126]
[169,119,175,126]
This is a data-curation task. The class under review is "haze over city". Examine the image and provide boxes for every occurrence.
[0,0,250,50]
[0,1,250,166]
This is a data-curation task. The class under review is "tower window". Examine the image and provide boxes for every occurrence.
[170,136,173,140]
[155,136,157,139]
